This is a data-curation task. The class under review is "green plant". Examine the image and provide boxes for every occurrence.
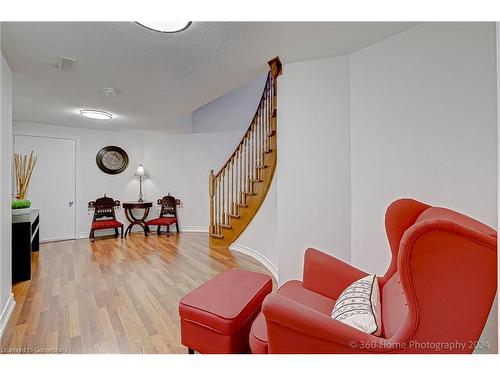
[12,199,31,209]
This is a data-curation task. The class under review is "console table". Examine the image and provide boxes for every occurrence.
[122,201,153,237]
[12,208,40,282]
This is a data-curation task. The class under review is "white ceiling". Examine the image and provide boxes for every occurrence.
[2,22,418,132]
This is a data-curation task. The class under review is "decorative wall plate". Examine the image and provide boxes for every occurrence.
[96,146,129,175]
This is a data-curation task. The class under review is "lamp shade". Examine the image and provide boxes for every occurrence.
[135,164,147,178]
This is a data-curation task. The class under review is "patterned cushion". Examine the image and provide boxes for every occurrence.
[331,274,382,336]
[91,219,122,230]
[146,217,177,226]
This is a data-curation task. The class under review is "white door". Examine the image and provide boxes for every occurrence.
[14,135,76,242]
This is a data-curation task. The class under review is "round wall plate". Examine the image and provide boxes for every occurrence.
[96,146,129,175]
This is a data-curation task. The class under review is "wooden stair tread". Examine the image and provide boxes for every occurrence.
[219,224,232,229]
[256,165,268,169]
[236,203,248,208]
[228,214,240,219]
[209,233,224,239]
[250,179,262,183]
[242,191,256,196]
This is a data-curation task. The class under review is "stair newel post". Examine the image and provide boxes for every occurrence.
[214,176,220,234]
[268,56,281,140]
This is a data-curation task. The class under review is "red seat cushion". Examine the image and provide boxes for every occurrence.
[179,269,272,335]
[146,217,177,226]
[249,280,336,354]
[249,312,268,354]
[91,219,122,230]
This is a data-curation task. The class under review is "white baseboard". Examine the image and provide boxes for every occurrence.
[40,236,77,243]
[76,225,208,239]
[0,294,16,339]
[229,243,278,281]
[180,225,208,233]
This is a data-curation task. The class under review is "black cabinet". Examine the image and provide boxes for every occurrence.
[12,209,39,282]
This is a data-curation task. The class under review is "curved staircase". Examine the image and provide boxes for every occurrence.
[209,57,282,248]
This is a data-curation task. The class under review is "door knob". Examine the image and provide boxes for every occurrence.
[69,201,74,207]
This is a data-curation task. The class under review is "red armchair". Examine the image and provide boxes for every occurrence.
[250,198,497,354]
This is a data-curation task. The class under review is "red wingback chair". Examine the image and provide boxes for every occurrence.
[250,198,497,354]
[88,195,124,240]
[145,194,180,236]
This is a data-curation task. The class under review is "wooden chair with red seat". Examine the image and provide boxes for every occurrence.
[88,195,124,241]
[145,194,180,236]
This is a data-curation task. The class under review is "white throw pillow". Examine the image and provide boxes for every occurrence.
[330,274,382,336]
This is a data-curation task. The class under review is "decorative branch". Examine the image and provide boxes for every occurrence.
[14,151,38,200]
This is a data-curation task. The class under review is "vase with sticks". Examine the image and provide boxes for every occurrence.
[12,151,37,215]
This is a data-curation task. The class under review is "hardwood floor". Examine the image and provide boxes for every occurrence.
[0,232,274,354]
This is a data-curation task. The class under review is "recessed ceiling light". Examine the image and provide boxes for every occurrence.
[135,21,192,33]
[80,109,113,120]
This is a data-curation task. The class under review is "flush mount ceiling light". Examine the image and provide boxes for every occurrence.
[80,109,113,120]
[135,21,192,33]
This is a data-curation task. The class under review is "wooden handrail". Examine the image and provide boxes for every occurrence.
[212,57,281,178]
[212,72,270,178]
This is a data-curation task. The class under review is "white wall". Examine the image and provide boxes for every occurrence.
[231,179,278,277]
[0,44,14,335]
[276,55,351,283]
[142,130,242,230]
[350,22,497,275]
[192,73,267,134]
[13,121,241,238]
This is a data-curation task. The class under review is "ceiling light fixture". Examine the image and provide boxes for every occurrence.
[135,21,192,33]
[80,109,113,120]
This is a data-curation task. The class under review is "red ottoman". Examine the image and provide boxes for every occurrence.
[179,269,272,354]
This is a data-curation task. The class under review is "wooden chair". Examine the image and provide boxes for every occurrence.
[88,195,123,241]
[145,194,180,236]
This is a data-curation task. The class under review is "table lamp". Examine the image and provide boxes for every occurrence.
[135,164,147,202]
